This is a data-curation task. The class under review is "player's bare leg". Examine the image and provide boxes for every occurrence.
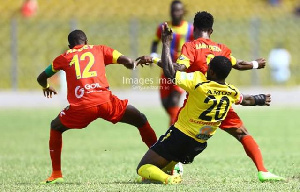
[136,149,182,184]
[120,105,157,148]
[161,90,181,126]
[224,125,285,182]
[41,116,68,184]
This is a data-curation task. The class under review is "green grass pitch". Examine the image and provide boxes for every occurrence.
[0,107,299,191]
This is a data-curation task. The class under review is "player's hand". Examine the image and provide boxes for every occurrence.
[264,94,271,106]
[255,58,266,69]
[161,22,173,44]
[135,56,153,67]
[43,86,57,98]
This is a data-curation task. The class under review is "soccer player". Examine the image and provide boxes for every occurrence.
[143,12,285,182]
[37,30,157,184]
[150,0,193,126]
[136,23,272,184]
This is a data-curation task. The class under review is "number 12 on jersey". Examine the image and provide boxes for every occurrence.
[70,52,97,79]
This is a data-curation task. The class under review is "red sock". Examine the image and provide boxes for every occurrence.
[138,121,157,148]
[167,107,180,126]
[49,129,63,178]
[241,135,267,172]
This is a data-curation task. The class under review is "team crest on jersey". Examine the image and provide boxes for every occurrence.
[179,55,186,60]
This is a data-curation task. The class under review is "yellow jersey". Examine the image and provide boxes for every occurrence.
[174,71,242,143]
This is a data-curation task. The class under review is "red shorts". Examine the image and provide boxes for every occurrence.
[59,94,128,129]
[219,107,243,129]
[159,73,184,99]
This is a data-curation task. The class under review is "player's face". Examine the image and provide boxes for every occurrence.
[171,3,184,22]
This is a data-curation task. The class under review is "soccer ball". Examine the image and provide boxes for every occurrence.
[173,162,184,176]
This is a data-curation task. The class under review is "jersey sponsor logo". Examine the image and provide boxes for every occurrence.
[75,86,84,99]
[85,83,101,90]
[196,134,212,140]
[75,83,103,99]
[189,119,218,126]
[195,126,214,140]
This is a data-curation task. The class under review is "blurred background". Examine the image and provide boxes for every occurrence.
[1,2,300,190]
[0,0,300,107]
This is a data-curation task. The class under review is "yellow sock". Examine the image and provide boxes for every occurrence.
[162,161,177,174]
[138,164,170,183]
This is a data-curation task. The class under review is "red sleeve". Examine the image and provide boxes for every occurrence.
[99,45,123,65]
[52,55,66,71]
[100,45,114,65]
[182,43,195,63]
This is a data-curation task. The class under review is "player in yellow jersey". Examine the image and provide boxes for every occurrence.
[135,23,272,184]
[140,11,285,182]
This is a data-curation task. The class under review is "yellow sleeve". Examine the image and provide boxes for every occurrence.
[175,71,206,92]
[230,55,237,66]
[176,55,190,68]
[112,50,123,64]
[228,84,242,104]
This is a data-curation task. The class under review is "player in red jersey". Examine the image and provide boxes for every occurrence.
[37,30,157,184]
[150,0,193,126]
[138,12,284,182]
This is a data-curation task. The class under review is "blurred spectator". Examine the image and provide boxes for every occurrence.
[268,0,281,6]
[268,44,291,83]
[295,6,300,17]
[21,0,38,18]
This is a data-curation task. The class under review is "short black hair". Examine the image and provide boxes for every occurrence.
[193,11,214,31]
[209,56,232,80]
[68,30,87,48]
[171,0,182,7]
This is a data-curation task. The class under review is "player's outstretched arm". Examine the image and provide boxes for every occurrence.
[233,58,266,71]
[117,56,135,69]
[135,56,186,72]
[161,22,177,79]
[37,71,57,98]
[240,94,271,106]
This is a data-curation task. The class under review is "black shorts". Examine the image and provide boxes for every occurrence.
[151,125,207,164]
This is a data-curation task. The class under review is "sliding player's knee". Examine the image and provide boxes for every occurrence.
[235,126,249,141]
[161,98,169,110]
[135,112,147,127]
[51,119,68,133]
[140,113,147,123]
[225,127,248,141]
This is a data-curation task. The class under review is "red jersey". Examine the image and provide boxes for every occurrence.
[51,44,122,108]
[176,38,237,74]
